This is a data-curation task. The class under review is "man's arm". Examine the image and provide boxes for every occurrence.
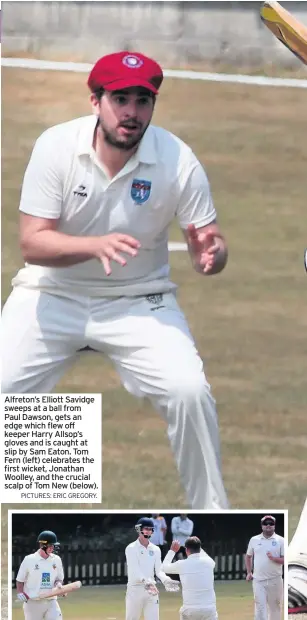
[125,546,146,584]
[154,547,171,584]
[177,520,194,537]
[16,581,25,594]
[161,550,183,574]
[171,518,179,537]
[183,222,228,275]
[20,214,140,274]
[267,553,284,565]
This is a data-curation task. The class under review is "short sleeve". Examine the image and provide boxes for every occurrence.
[19,130,63,219]
[57,558,64,582]
[16,559,28,582]
[176,158,216,229]
[246,539,254,556]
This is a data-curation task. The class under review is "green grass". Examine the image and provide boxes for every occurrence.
[10,582,255,620]
[2,68,307,529]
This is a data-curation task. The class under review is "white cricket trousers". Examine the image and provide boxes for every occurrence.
[253,577,283,620]
[126,585,159,620]
[180,605,218,619]
[23,599,62,620]
[2,287,229,509]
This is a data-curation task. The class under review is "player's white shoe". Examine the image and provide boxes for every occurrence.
[288,567,307,615]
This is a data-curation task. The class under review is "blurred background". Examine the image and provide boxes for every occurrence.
[2,1,307,74]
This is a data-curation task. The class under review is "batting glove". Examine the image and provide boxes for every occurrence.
[54,583,67,597]
[144,578,159,596]
[17,593,29,603]
[164,577,181,592]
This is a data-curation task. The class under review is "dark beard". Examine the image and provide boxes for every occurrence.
[99,120,149,151]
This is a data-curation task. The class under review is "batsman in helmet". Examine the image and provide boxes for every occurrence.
[16,530,65,619]
[125,517,180,619]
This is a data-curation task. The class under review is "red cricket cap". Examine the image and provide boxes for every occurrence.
[88,51,163,95]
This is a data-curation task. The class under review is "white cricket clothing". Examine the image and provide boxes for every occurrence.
[125,588,159,620]
[171,516,194,546]
[161,549,217,608]
[180,608,217,620]
[125,539,168,585]
[125,539,164,620]
[246,533,284,580]
[252,576,283,620]
[16,551,64,600]
[288,497,307,568]
[23,599,62,620]
[13,115,216,298]
[2,289,229,510]
[150,517,167,546]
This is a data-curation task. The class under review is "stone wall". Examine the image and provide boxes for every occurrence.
[2,1,307,68]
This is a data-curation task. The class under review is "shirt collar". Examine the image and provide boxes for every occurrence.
[260,532,276,539]
[136,539,152,550]
[77,115,157,165]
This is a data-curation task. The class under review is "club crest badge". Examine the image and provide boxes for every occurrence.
[272,540,277,546]
[149,550,154,556]
[131,179,151,204]
[122,54,143,69]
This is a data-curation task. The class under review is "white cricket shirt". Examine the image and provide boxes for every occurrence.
[13,115,216,297]
[162,549,216,608]
[150,516,167,546]
[171,516,194,546]
[16,550,64,600]
[246,533,284,580]
[125,539,168,586]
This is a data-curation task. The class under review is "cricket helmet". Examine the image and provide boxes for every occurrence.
[135,517,155,538]
[37,530,60,553]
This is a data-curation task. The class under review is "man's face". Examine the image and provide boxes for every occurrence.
[140,527,154,541]
[262,521,275,536]
[180,514,187,520]
[91,87,155,151]
[40,544,54,556]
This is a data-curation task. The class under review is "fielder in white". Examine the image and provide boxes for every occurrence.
[2,50,229,510]
[245,515,284,620]
[16,530,66,620]
[288,496,307,615]
[162,536,217,620]
[125,517,180,620]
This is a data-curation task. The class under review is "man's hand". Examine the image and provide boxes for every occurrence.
[54,582,67,597]
[92,233,141,276]
[246,572,253,581]
[17,593,29,603]
[267,552,275,561]
[164,577,181,592]
[186,224,226,274]
[144,578,159,596]
[170,540,181,553]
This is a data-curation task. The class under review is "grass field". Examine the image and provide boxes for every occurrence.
[2,67,307,529]
[10,582,254,620]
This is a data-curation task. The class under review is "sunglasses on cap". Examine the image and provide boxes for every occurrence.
[262,521,275,526]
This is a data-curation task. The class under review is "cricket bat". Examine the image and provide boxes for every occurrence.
[38,580,82,599]
[260,1,307,64]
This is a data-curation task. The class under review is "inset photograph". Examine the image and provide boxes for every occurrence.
[9,510,286,620]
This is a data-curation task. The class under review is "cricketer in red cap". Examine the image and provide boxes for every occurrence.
[88,51,163,95]
[88,51,163,156]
